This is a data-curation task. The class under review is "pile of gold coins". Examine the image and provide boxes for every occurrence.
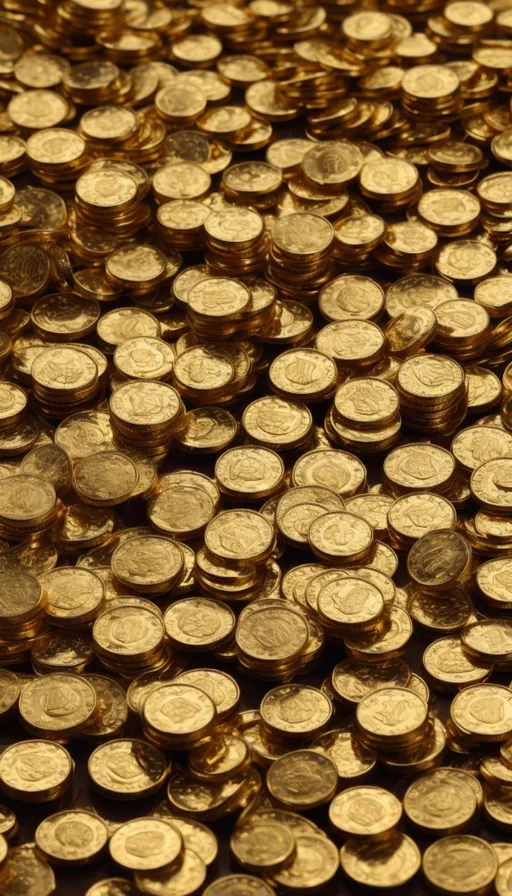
[7,2,512,896]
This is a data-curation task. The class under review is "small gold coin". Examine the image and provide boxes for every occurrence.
[88,738,169,801]
[260,684,332,738]
[111,536,183,594]
[134,849,207,896]
[407,530,472,590]
[356,686,428,748]
[35,810,109,865]
[230,818,295,873]
[451,684,512,742]
[267,750,338,810]
[330,786,402,840]
[41,567,104,624]
[109,817,183,871]
[0,740,73,802]
[205,510,274,565]
[341,834,420,888]
[423,636,492,692]
[164,598,235,652]
[422,836,498,896]
[308,511,374,563]
[270,834,339,891]
[404,770,477,834]
[19,672,96,735]
[143,683,216,744]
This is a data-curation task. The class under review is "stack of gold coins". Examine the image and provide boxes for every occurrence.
[0,567,47,666]
[93,601,168,679]
[205,208,268,276]
[434,299,492,361]
[396,353,468,434]
[156,201,209,252]
[0,135,26,179]
[74,168,146,237]
[105,244,170,305]
[359,157,421,211]
[41,567,105,629]
[0,474,60,543]
[109,380,184,459]
[267,213,334,303]
[326,376,401,454]
[194,546,279,606]
[142,682,217,749]
[427,140,485,189]
[26,128,89,191]
[278,69,347,115]
[221,162,282,210]
[401,65,462,120]
[332,213,387,266]
[215,446,285,503]
[186,277,251,339]
[53,2,125,52]
[242,396,313,454]
[173,343,253,406]
[375,220,438,271]
[356,686,429,754]
[235,601,316,680]
[31,345,100,419]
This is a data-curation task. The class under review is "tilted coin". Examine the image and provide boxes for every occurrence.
[267,750,338,810]
[109,817,183,871]
[35,810,109,865]
[329,786,402,840]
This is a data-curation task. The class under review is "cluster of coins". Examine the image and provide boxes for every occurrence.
[7,2,512,896]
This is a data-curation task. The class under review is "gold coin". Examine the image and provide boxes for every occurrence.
[151,814,218,866]
[236,604,309,666]
[143,683,216,743]
[203,874,275,896]
[407,530,472,590]
[423,636,492,692]
[36,810,109,865]
[267,749,338,810]
[41,567,104,624]
[73,451,139,507]
[0,805,16,839]
[497,857,512,896]
[93,603,165,661]
[404,770,477,834]
[111,536,183,594]
[134,849,207,896]
[269,834,339,891]
[205,510,274,565]
[109,817,183,871]
[164,598,235,651]
[330,785,402,840]
[451,684,512,741]
[422,836,498,896]
[260,684,332,738]
[230,818,295,872]
[383,442,455,494]
[331,659,410,705]
[341,833,420,887]
[88,738,169,800]
[308,511,374,563]
[356,686,428,747]
[292,448,366,498]
[82,674,128,740]
[19,672,96,735]
[215,446,285,500]
[0,740,73,802]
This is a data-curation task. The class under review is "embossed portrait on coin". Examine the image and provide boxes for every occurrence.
[55,820,94,849]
